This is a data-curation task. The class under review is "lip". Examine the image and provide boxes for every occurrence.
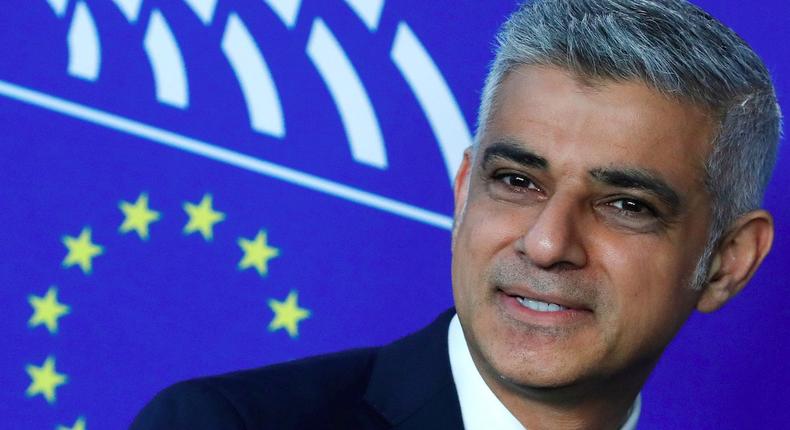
[497,285,591,311]
[496,287,593,326]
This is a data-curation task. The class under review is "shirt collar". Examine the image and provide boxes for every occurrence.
[448,314,640,430]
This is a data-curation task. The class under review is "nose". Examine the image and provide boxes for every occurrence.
[516,195,587,270]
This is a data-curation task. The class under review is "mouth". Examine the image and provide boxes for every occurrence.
[499,285,590,310]
[497,287,593,325]
[514,296,570,312]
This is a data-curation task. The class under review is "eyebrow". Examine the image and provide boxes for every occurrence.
[482,140,548,170]
[589,168,682,214]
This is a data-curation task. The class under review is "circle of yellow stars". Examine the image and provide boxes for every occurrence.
[27,191,312,428]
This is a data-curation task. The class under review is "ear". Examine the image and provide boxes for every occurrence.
[453,148,474,221]
[697,210,774,313]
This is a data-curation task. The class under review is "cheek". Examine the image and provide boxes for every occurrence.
[452,201,523,302]
[596,237,700,349]
[465,201,527,257]
[598,230,701,296]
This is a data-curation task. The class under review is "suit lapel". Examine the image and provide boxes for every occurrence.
[363,309,464,429]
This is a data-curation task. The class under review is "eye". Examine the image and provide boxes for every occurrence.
[608,198,655,216]
[598,197,666,232]
[496,173,540,192]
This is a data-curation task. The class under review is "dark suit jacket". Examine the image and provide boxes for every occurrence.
[130,310,463,429]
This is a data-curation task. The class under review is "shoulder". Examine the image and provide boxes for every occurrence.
[131,347,380,429]
[131,310,458,429]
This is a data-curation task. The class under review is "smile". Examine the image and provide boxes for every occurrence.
[515,296,569,312]
[496,288,593,326]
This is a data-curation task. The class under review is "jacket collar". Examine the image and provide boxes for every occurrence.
[363,309,463,429]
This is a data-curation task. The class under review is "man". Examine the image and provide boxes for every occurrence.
[132,0,781,428]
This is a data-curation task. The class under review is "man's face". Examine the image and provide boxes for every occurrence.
[451,65,717,392]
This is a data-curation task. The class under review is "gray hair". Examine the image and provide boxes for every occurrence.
[477,0,782,289]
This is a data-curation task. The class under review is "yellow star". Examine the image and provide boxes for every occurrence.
[28,286,70,334]
[62,227,104,274]
[268,290,311,338]
[183,194,226,241]
[238,230,280,276]
[57,416,86,430]
[25,356,67,404]
[119,192,161,240]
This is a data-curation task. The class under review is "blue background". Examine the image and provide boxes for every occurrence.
[0,0,787,428]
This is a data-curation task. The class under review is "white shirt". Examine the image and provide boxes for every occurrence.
[448,315,641,430]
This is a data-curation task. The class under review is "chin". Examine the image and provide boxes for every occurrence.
[490,353,588,391]
[475,322,605,391]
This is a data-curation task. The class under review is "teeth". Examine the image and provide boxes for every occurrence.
[516,296,568,312]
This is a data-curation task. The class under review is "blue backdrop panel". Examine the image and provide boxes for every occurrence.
[0,1,786,429]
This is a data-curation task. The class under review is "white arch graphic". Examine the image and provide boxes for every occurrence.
[221,13,285,138]
[67,1,101,81]
[0,80,455,229]
[343,0,385,31]
[391,22,472,183]
[264,0,302,28]
[46,0,69,17]
[307,18,387,169]
[143,10,189,109]
[183,0,218,26]
[111,0,143,23]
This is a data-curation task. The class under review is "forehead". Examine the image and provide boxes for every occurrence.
[481,66,716,190]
